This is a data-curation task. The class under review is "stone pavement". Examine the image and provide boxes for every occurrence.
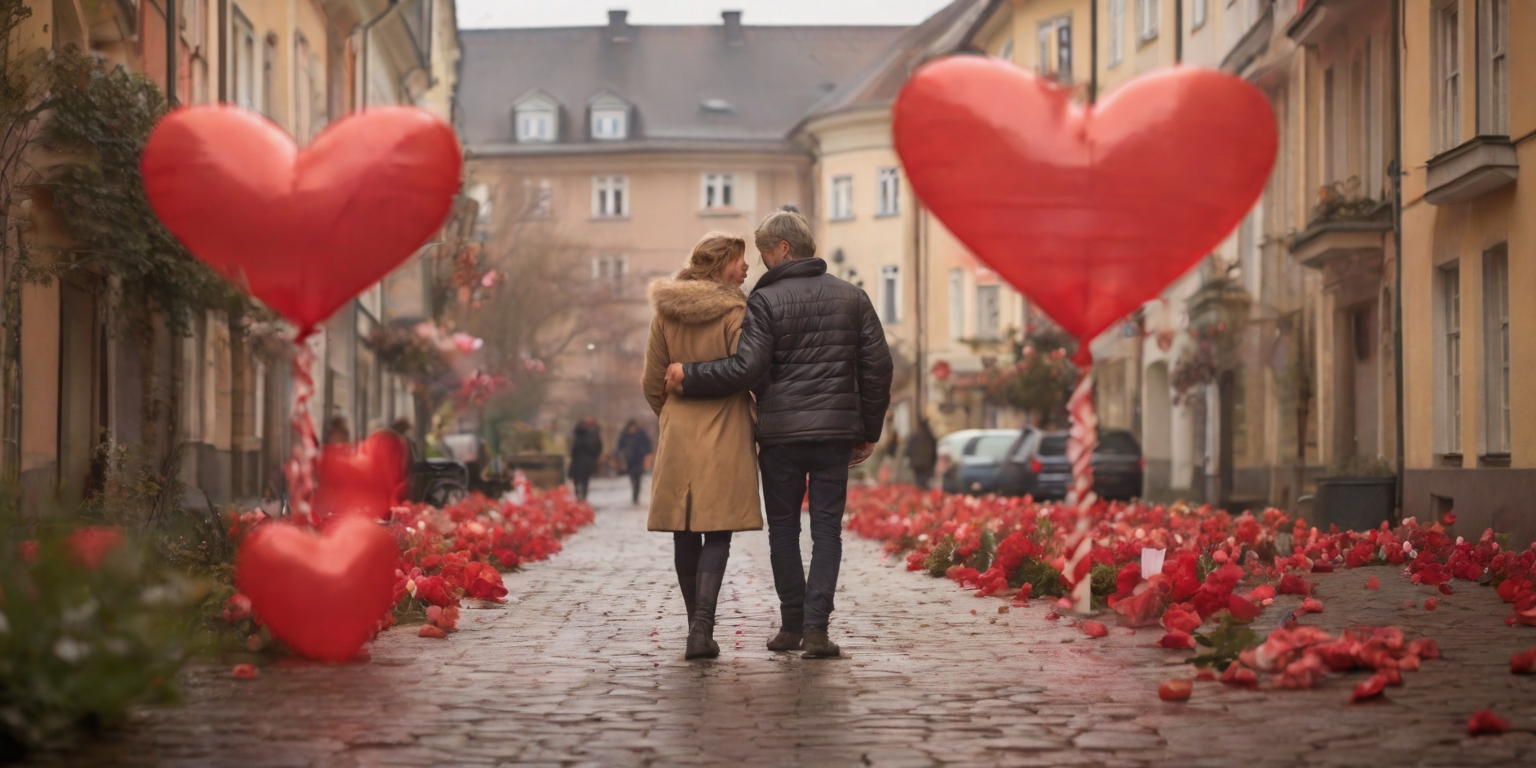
[29,478,1536,767]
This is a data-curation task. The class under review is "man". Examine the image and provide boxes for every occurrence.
[665,210,892,659]
[615,419,653,506]
[568,416,602,502]
[907,418,938,490]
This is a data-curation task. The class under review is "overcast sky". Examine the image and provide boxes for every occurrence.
[457,0,957,29]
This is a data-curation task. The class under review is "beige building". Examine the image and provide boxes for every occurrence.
[5,0,460,513]
[1400,0,1533,543]
[457,11,901,446]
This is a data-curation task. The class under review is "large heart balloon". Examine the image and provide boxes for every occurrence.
[894,58,1276,346]
[142,107,463,332]
[313,431,410,521]
[236,515,400,662]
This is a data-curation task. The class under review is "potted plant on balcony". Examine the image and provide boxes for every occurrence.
[1315,455,1397,533]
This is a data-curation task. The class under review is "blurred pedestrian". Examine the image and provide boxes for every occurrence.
[323,416,352,445]
[908,418,937,490]
[568,416,602,502]
[616,419,654,506]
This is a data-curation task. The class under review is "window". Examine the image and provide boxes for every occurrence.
[1359,38,1377,195]
[1484,247,1510,455]
[1036,16,1071,84]
[262,33,275,117]
[877,168,900,217]
[948,268,965,341]
[526,178,552,218]
[1436,2,1462,152]
[1193,0,1207,30]
[830,176,853,221]
[1108,0,1125,67]
[1323,67,1336,183]
[997,39,1014,61]
[879,265,900,323]
[592,255,627,292]
[518,111,555,142]
[592,175,628,218]
[1137,0,1160,42]
[1478,0,1509,135]
[591,108,627,140]
[231,9,255,110]
[976,285,1001,341]
[1443,264,1462,454]
[467,182,492,223]
[702,173,735,210]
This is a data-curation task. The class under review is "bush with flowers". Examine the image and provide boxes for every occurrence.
[0,504,207,758]
[851,486,1536,691]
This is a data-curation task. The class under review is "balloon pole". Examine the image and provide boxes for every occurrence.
[1063,362,1098,615]
[284,329,320,526]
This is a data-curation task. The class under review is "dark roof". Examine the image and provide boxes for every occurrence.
[459,22,905,155]
[802,0,991,122]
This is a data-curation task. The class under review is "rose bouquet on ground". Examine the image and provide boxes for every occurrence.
[0,510,207,758]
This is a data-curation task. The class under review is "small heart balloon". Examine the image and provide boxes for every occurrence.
[313,431,410,521]
[894,58,1276,346]
[235,515,400,662]
[142,106,463,332]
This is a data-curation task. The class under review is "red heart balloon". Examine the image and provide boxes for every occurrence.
[141,107,463,331]
[314,431,410,521]
[894,59,1276,345]
[235,515,399,662]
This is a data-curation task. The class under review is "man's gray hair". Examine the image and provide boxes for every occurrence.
[754,210,817,260]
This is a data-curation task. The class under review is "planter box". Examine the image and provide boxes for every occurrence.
[504,453,566,490]
[1315,476,1397,532]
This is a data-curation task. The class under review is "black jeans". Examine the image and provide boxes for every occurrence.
[758,441,854,634]
[629,471,644,504]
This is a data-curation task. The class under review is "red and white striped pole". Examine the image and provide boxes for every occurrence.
[284,330,321,526]
[1062,364,1098,614]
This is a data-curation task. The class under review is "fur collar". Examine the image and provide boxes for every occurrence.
[649,278,747,324]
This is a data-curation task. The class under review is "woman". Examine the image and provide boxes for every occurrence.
[568,416,602,502]
[642,232,761,660]
[615,419,654,506]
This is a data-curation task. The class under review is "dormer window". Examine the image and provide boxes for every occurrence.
[588,92,631,141]
[512,90,560,143]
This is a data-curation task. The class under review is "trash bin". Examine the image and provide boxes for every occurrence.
[1315,476,1397,533]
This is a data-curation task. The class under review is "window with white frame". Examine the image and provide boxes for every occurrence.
[515,93,559,143]
[1193,0,1207,30]
[1443,263,1462,454]
[876,168,900,217]
[1036,16,1071,84]
[1484,246,1510,455]
[702,173,736,209]
[1478,0,1509,135]
[879,265,900,324]
[1137,0,1160,42]
[830,176,853,221]
[591,109,626,140]
[1436,2,1462,152]
[592,175,628,218]
[976,285,1001,341]
[592,254,627,292]
[231,8,256,110]
[1108,0,1125,67]
[948,268,965,341]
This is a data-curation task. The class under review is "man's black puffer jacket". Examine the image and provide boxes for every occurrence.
[681,257,893,447]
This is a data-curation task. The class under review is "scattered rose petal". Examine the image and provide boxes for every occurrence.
[1227,594,1262,621]
[1439,583,1453,595]
[1045,612,1060,621]
[1157,631,1196,650]
[1366,576,1380,590]
[1351,673,1388,701]
[1080,620,1108,638]
[1220,662,1258,689]
[1298,597,1325,615]
[1158,679,1193,701]
[1511,649,1536,674]
[1424,598,1438,611]
[1195,669,1216,681]
[1468,709,1509,736]
[232,664,258,680]
[419,625,448,639]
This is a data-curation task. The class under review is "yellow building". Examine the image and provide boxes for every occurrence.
[1400,0,1533,543]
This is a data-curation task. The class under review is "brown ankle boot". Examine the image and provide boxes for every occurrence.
[766,631,803,651]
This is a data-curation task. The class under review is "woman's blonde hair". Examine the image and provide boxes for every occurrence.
[677,232,747,281]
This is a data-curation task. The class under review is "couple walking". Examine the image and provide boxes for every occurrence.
[641,210,893,661]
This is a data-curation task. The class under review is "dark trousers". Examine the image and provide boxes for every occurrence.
[572,476,590,501]
[674,531,732,577]
[629,471,644,504]
[758,441,854,634]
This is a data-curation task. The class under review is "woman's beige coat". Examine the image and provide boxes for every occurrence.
[642,277,763,533]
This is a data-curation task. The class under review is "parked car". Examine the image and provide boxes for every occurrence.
[1017,429,1144,501]
[935,429,986,488]
[993,427,1043,498]
[940,429,1024,495]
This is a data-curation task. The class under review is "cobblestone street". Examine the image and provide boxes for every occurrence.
[29,479,1536,767]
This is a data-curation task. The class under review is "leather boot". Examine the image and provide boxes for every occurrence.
[677,573,698,632]
[685,571,723,660]
[767,603,804,651]
[801,631,841,659]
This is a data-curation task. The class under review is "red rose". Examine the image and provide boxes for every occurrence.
[463,562,509,602]
[1157,679,1193,701]
[1467,709,1508,736]
[65,527,126,570]
[1162,603,1202,634]
[413,575,459,607]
